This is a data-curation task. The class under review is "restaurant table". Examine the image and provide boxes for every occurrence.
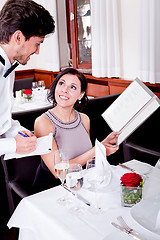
[12,90,53,131]
[7,160,160,240]
[12,89,53,115]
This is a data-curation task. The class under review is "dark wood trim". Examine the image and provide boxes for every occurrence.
[69,0,78,68]
[15,69,160,98]
[68,0,91,70]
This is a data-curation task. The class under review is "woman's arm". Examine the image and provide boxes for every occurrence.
[34,115,59,178]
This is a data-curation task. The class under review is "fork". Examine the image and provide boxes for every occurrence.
[117,216,133,232]
[117,216,145,239]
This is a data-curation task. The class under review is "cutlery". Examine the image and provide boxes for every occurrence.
[119,163,136,172]
[63,184,91,206]
[111,216,146,240]
[118,164,148,179]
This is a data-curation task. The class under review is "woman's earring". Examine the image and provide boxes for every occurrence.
[78,99,81,104]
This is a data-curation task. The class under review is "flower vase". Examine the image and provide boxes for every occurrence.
[23,93,32,102]
[120,184,143,207]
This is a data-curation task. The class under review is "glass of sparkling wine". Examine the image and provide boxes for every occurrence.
[66,163,84,214]
[54,150,69,205]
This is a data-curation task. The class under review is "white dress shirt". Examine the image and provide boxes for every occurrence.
[0,47,27,155]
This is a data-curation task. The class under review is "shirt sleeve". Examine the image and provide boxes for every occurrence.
[0,119,29,155]
[0,138,16,155]
[4,118,28,138]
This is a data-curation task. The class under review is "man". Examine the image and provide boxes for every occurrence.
[0,0,55,155]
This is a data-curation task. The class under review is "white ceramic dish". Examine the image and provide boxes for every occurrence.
[124,160,152,175]
[103,231,131,240]
[131,195,160,235]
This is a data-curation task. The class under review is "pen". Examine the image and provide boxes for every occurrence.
[18,132,29,137]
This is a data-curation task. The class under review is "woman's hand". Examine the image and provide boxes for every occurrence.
[101,132,120,156]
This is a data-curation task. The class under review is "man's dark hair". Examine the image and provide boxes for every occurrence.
[0,0,55,43]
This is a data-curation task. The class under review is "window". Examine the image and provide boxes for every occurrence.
[66,0,91,70]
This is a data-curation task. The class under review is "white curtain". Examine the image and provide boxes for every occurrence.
[138,0,160,84]
[90,0,121,78]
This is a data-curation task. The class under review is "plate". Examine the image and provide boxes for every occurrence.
[131,195,160,235]
[103,231,131,240]
[125,160,152,175]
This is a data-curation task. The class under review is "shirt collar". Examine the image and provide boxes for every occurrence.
[0,46,19,78]
[0,46,11,73]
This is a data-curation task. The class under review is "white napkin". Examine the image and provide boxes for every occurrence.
[95,139,111,186]
[95,139,110,172]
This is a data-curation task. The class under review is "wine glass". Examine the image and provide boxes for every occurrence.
[32,82,38,100]
[66,163,84,214]
[37,80,45,90]
[86,158,105,214]
[54,150,69,206]
[32,82,38,91]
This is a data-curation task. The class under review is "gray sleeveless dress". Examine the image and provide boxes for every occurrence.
[32,109,92,193]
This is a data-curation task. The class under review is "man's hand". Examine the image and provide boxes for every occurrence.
[15,131,37,154]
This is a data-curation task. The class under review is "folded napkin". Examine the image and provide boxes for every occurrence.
[95,139,111,186]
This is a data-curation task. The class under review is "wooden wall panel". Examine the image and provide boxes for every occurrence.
[108,79,131,95]
[15,69,160,98]
[87,83,109,97]
[34,73,52,89]
[15,69,35,80]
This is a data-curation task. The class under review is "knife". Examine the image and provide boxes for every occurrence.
[119,163,136,172]
[111,222,145,240]
[118,164,148,179]
[63,184,91,206]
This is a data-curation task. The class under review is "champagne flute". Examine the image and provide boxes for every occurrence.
[86,158,105,214]
[66,163,84,214]
[54,150,69,206]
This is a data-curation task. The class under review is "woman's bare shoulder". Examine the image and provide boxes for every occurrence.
[79,112,90,132]
[80,112,90,122]
[34,113,54,137]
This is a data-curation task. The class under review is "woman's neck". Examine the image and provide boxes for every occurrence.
[51,106,76,123]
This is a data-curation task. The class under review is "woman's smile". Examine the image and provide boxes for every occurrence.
[59,95,69,100]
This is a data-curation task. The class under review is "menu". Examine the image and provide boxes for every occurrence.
[102,78,160,145]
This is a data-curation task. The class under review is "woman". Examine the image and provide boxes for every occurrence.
[32,68,119,192]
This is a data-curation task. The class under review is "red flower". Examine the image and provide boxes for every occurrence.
[24,89,32,95]
[120,173,142,187]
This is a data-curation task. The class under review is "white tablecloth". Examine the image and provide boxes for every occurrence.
[12,89,52,114]
[7,160,160,240]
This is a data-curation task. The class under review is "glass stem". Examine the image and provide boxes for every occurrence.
[61,180,65,188]
[93,185,98,209]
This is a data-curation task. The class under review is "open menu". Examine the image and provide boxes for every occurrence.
[102,78,160,145]
[4,133,53,160]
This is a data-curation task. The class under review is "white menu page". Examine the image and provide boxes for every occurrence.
[102,79,160,145]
